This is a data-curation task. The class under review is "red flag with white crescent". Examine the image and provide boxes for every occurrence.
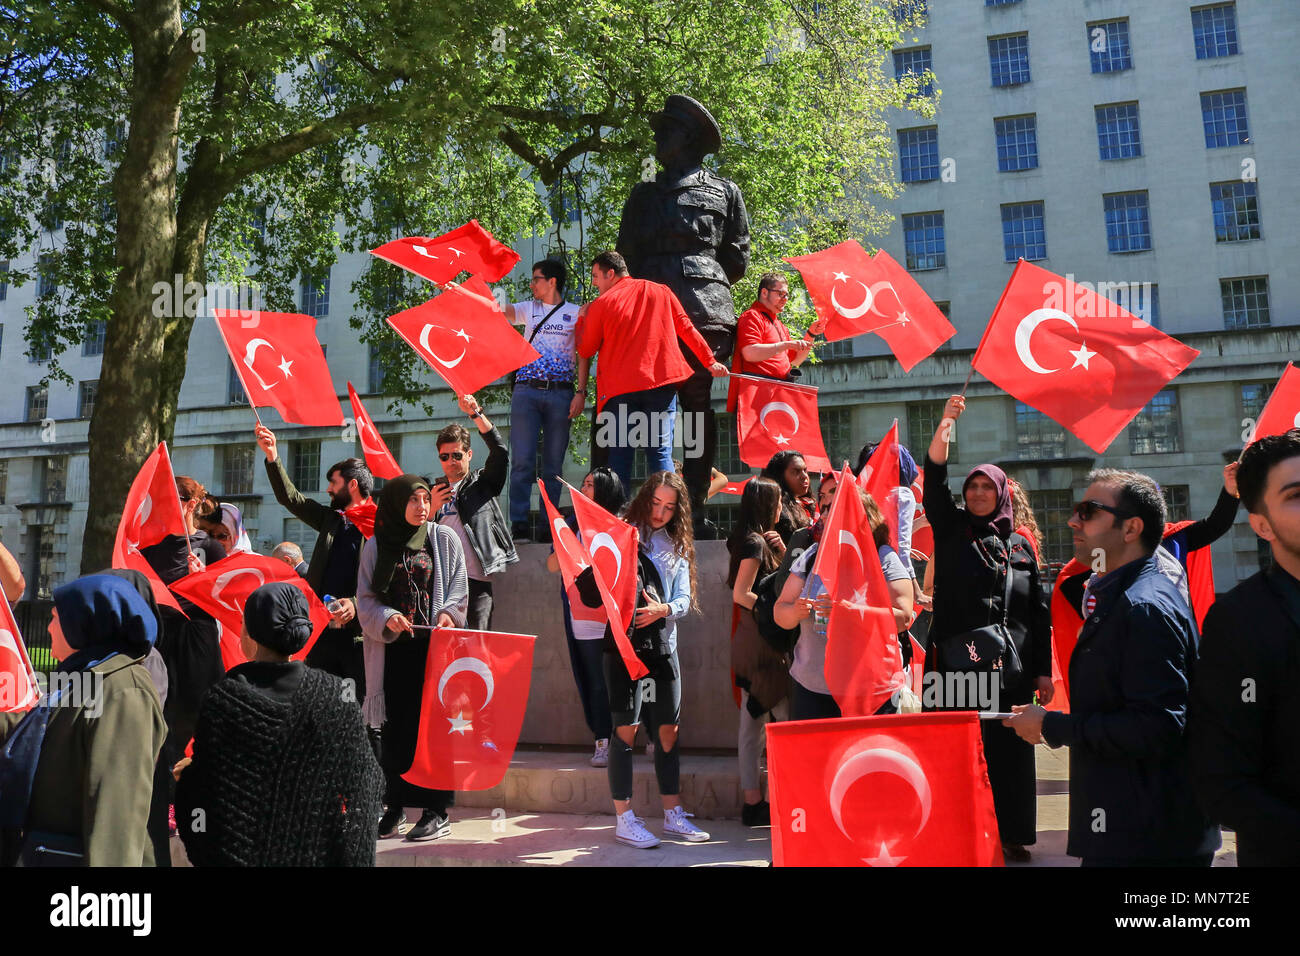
[1248,362,1300,445]
[971,260,1199,454]
[538,480,586,591]
[864,250,957,371]
[734,376,832,473]
[567,481,648,680]
[168,552,331,664]
[766,713,1003,866]
[718,477,751,496]
[386,279,540,396]
[369,220,522,286]
[347,382,402,480]
[856,420,901,555]
[784,240,899,339]
[813,466,904,716]
[213,310,344,426]
[111,441,188,614]
[0,597,40,713]
[402,627,535,791]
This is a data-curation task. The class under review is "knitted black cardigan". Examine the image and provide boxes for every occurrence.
[176,666,383,866]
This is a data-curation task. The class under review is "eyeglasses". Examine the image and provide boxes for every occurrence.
[767,289,790,300]
[439,451,466,462]
[1072,499,1134,522]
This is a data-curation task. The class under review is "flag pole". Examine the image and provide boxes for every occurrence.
[964,259,1025,398]
[213,312,264,428]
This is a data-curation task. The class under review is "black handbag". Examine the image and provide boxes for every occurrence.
[937,544,1023,690]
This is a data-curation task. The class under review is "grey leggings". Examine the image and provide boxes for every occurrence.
[738,690,789,793]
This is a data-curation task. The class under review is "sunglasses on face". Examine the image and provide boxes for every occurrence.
[439,451,466,462]
[1072,499,1134,522]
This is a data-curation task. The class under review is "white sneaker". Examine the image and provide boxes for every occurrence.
[591,739,609,768]
[663,806,710,842]
[615,809,660,848]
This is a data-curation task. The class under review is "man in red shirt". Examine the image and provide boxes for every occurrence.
[577,251,727,495]
[727,272,826,411]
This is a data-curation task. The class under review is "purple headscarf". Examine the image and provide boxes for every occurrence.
[962,464,1014,539]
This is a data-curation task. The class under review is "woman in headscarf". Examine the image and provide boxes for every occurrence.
[0,575,166,866]
[356,475,468,843]
[174,582,383,866]
[198,502,253,555]
[922,396,1052,863]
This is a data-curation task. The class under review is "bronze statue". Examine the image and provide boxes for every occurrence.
[616,95,751,535]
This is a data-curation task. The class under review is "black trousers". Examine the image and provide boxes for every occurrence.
[468,578,493,631]
[676,328,734,518]
[381,632,453,813]
[305,626,366,701]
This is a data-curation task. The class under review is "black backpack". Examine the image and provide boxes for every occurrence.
[751,528,814,655]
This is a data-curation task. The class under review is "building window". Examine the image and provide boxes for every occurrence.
[1210,180,1260,242]
[0,460,7,505]
[282,518,318,564]
[1201,89,1249,148]
[1220,276,1269,330]
[893,47,934,99]
[253,204,267,240]
[368,342,385,394]
[222,445,255,496]
[301,271,330,318]
[314,55,340,96]
[902,212,945,271]
[227,362,248,405]
[33,524,57,600]
[1103,282,1160,328]
[104,120,127,158]
[0,261,8,301]
[547,179,582,225]
[714,413,746,476]
[77,380,98,419]
[1163,485,1191,523]
[994,115,1038,172]
[818,406,853,472]
[1095,103,1142,160]
[1001,201,1046,262]
[893,0,926,25]
[82,319,107,356]
[1104,192,1152,254]
[37,254,57,299]
[986,0,1022,6]
[1015,402,1065,460]
[987,34,1030,88]
[897,127,940,183]
[1088,19,1132,73]
[820,338,854,360]
[370,433,402,494]
[1241,382,1273,425]
[41,455,68,503]
[290,440,321,493]
[26,386,48,422]
[1129,390,1181,455]
[1192,3,1238,59]
[908,400,954,459]
[1029,489,1073,570]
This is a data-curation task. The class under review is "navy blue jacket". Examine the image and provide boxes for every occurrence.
[1042,554,1219,861]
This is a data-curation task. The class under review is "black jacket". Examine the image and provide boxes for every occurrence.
[1042,555,1219,862]
[574,551,669,662]
[1188,567,1300,865]
[264,458,364,601]
[441,426,518,576]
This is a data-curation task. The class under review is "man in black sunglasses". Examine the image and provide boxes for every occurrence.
[1004,468,1218,866]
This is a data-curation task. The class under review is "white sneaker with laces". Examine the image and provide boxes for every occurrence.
[663,806,710,842]
[591,738,610,768]
[615,809,660,848]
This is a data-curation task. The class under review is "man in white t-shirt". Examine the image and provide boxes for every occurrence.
[508,258,589,542]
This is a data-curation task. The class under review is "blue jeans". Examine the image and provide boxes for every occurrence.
[600,386,677,497]
[509,383,574,523]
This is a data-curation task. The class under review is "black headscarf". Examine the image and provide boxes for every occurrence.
[371,474,432,597]
[962,464,1014,539]
[243,582,314,656]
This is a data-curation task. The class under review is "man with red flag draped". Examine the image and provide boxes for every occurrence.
[255,425,377,700]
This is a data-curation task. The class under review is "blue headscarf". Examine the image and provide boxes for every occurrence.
[53,574,158,673]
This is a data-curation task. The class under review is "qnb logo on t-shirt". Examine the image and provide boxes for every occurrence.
[515,299,580,380]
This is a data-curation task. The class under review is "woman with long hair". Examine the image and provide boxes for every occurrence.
[546,467,627,767]
[774,487,914,720]
[726,476,789,826]
[922,396,1052,863]
[357,475,468,843]
[575,470,708,847]
[761,450,817,545]
[1008,477,1045,567]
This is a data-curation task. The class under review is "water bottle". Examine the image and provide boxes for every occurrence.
[323,593,346,628]
[813,597,828,639]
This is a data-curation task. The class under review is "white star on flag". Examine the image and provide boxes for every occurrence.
[278,357,294,378]
[447,712,473,735]
[832,271,849,282]
[773,434,791,446]
[453,328,471,342]
[864,841,906,867]
[1069,343,1096,370]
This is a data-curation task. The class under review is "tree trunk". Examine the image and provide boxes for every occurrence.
[80,3,186,573]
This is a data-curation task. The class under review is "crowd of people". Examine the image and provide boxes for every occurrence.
[1,248,1297,869]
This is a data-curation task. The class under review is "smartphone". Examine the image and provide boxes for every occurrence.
[432,476,450,491]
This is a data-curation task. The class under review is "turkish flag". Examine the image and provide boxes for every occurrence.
[1249,363,1300,444]
[370,221,522,286]
[857,420,901,555]
[813,467,905,716]
[766,712,1003,866]
[734,375,832,473]
[402,628,535,791]
[865,250,957,371]
[972,260,1200,454]
[784,240,897,338]
[119,549,188,615]
[538,480,586,591]
[0,597,40,713]
[567,481,648,680]
[718,476,751,496]
[347,382,402,480]
[111,442,188,614]
[1048,558,1090,711]
[909,635,926,698]
[387,280,540,396]
[214,310,343,426]
[169,552,331,663]
[343,501,377,539]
